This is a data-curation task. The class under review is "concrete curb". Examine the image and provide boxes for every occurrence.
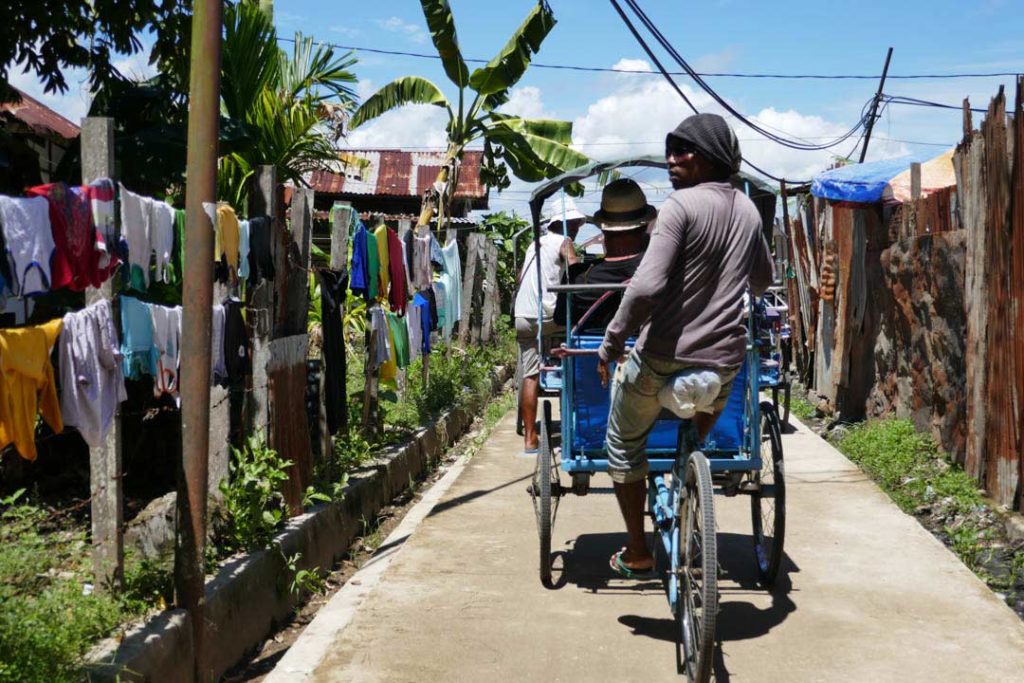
[85,366,512,682]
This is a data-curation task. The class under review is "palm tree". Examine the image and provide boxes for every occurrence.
[219,0,359,207]
[350,0,589,233]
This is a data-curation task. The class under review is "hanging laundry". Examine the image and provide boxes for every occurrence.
[216,204,241,281]
[120,295,154,380]
[85,178,118,269]
[441,238,462,328]
[315,267,348,436]
[413,292,433,355]
[402,228,415,285]
[119,184,153,290]
[58,300,126,447]
[0,319,64,461]
[386,227,408,315]
[373,223,390,301]
[430,234,445,268]
[211,304,226,384]
[247,216,275,285]
[412,232,433,290]
[163,208,186,285]
[398,227,414,302]
[224,299,250,388]
[424,286,439,332]
[150,303,182,401]
[149,200,175,285]
[349,220,370,298]
[406,303,422,363]
[365,226,379,300]
[432,280,451,341]
[238,219,251,280]
[25,183,76,291]
[386,312,409,369]
[370,305,391,373]
[380,313,398,382]
[0,195,56,296]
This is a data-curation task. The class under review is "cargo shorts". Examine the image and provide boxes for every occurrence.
[606,349,738,484]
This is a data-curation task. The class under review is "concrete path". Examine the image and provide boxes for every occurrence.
[272,407,1024,682]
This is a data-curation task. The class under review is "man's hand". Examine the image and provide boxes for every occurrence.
[598,358,611,388]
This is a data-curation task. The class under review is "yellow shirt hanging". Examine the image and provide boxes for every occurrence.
[0,319,64,461]
[374,224,390,301]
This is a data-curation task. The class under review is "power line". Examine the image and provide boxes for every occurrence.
[276,36,1021,81]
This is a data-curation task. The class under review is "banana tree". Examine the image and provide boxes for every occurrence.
[349,0,588,233]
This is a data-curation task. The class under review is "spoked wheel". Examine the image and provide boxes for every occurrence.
[673,452,717,683]
[751,401,786,587]
[772,377,792,432]
[530,400,560,587]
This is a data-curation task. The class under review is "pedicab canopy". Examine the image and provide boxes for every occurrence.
[528,154,777,240]
[810,149,956,205]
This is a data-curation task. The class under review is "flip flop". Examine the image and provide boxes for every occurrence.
[522,447,539,456]
[609,547,656,579]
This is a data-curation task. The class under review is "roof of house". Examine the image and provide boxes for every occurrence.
[0,88,80,140]
[309,149,487,200]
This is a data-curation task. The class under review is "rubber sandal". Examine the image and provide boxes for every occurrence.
[522,447,539,456]
[609,547,656,579]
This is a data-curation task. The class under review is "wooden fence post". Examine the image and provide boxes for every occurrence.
[82,117,124,591]
[458,233,481,346]
[247,166,277,437]
[480,239,499,344]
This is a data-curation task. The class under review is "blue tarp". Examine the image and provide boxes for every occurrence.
[810,154,933,203]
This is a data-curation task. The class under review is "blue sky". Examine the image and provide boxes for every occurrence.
[9,0,1022,213]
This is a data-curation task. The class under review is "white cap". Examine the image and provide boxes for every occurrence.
[541,196,586,231]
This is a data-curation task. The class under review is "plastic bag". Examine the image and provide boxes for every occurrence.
[657,368,724,418]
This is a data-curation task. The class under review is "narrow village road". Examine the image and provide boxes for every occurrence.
[268,405,1024,682]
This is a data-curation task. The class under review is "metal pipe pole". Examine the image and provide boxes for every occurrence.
[176,0,222,678]
[859,47,894,163]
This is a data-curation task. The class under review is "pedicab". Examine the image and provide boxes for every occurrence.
[524,156,786,682]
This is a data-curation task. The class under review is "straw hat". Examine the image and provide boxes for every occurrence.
[590,178,657,231]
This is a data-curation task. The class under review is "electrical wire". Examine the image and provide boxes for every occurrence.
[275,36,1021,81]
[616,0,868,152]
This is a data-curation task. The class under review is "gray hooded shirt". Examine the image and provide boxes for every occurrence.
[598,181,773,369]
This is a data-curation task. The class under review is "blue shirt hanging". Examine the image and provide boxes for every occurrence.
[349,220,370,297]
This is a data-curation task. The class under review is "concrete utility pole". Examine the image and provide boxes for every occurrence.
[859,47,894,164]
[176,0,223,679]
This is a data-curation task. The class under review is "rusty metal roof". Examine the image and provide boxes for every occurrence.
[0,87,80,140]
[309,149,487,199]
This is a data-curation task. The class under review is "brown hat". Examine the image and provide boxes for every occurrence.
[590,178,657,232]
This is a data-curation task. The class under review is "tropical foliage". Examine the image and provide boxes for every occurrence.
[350,0,589,232]
[218,0,358,207]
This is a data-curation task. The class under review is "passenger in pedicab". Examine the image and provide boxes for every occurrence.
[514,197,583,455]
[596,113,775,578]
[553,178,656,332]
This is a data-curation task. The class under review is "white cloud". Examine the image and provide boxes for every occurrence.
[330,25,361,38]
[112,52,157,81]
[344,102,450,149]
[376,16,426,44]
[499,86,554,120]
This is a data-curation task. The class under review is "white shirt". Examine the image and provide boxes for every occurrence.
[514,231,569,320]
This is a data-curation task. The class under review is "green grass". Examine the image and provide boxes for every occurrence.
[0,495,172,683]
[790,395,817,421]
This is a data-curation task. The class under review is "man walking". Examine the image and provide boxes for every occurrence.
[515,197,582,454]
[598,113,774,577]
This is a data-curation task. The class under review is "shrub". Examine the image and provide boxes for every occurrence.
[217,433,292,552]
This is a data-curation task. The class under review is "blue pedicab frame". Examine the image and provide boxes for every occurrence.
[525,156,785,683]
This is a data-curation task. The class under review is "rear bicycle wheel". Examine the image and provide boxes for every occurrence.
[531,400,560,587]
[751,402,786,587]
[674,452,717,683]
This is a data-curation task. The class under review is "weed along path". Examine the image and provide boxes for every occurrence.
[270,408,1024,682]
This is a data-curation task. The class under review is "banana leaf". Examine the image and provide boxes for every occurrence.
[350,76,452,129]
[421,0,469,87]
[468,1,556,96]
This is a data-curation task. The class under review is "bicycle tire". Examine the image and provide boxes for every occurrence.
[751,402,786,587]
[536,401,555,587]
[676,452,717,683]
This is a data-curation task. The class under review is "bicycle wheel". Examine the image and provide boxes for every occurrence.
[675,452,717,683]
[750,401,786,587]
[531,400,559,587]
